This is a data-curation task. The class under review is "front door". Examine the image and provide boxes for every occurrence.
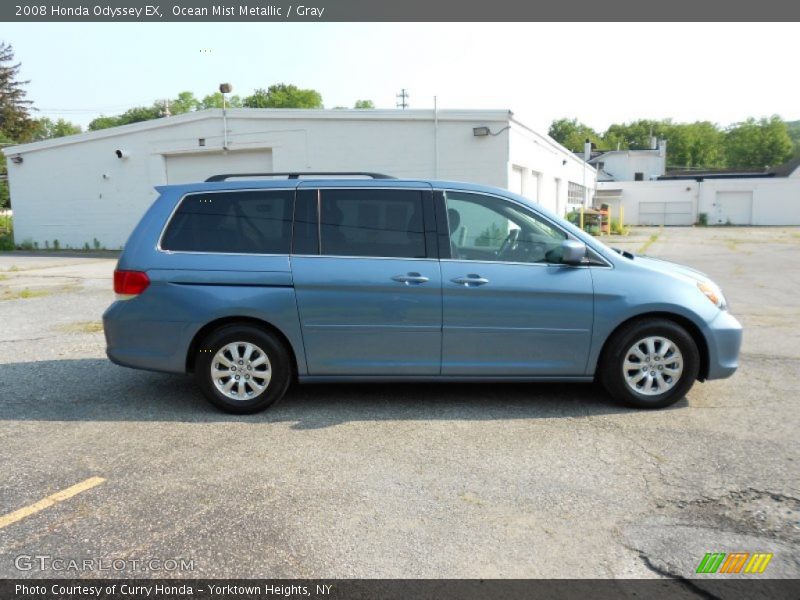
[291,185,442,375]
[439,190,594,376]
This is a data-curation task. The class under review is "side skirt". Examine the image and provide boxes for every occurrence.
[297,375,595,384]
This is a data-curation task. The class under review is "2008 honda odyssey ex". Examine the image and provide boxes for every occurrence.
[103,173,742,413]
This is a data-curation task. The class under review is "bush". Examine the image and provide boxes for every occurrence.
[0,232,13,251]
[18,238,35,250]
[610,219,629,236]
[697,212,708,226]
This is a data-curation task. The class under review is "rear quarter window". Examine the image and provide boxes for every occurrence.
[160,190,293,254]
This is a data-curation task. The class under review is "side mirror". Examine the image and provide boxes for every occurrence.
[561,239,587,265]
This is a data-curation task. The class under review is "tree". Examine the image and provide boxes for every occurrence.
[165,91,200,115]
[0,42,35,142]
[660,121,724,168]
[788,120,800,160]
[30,117,81,141]
[354,99,374,109]
[603,119,671,151]
[548,118,602,152]
[243,84,323,109]
[199,92,243,109]
[725,116,793,169]
[88,105,162,131]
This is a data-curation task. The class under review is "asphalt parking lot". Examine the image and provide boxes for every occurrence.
[0,227,798,580]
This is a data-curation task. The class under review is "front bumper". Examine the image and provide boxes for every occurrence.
[703,309,743,380]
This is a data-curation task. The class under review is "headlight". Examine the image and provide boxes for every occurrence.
[697,281,727,310]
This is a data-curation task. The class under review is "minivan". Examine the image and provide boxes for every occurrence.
[103,173,742,413]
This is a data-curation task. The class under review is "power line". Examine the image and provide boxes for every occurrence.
[396,88,409,110]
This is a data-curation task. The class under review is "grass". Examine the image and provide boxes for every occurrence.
[58,320,104,334]
[0,287,50,301]
[638,228,663,254]
[0,214,13,251]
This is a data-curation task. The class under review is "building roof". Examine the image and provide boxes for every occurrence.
[769,157,800,177]
[659,157,800,180]
[2,108,516,156]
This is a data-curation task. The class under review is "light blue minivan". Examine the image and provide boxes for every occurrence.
[103,173,742,413]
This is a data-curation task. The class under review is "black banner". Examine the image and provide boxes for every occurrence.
[2,579,800,600]
[3,0,800,22]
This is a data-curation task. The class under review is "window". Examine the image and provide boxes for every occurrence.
[634,172,644,181]
[319,189,426,258]
[568,182,586,205]
[445,191,567,264]
[160,190,293,254]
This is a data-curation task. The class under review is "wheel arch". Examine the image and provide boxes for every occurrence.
[596,312,710,381]
[186,316,299,377]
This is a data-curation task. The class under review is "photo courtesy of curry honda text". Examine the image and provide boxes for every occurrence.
[103,174,742,414]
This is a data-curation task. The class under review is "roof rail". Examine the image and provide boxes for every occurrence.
[205,171,396,182]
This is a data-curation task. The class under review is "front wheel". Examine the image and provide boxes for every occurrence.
[600,318,700,409]
[194,325,292,414]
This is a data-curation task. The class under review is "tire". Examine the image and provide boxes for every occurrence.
[194,324,292,414]
[599,318,700,409]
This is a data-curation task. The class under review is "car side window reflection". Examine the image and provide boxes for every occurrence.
[444,191,567,264]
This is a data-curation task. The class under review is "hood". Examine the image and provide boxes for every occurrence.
[631,254,711,283]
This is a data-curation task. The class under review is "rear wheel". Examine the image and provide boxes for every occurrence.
[600,318,700,409]
[194,325,292,414]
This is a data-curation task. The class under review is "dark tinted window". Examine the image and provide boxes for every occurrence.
[319,189,426,258]
[161,190,293,254]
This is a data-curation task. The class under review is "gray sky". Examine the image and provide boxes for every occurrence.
[4,22,799,131]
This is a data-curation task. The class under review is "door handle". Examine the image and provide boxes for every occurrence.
[451,274,490,286]
[392,272,430,285]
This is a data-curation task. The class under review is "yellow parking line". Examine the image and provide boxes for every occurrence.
[0,476,106,529]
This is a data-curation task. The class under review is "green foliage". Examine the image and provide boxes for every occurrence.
[354,99,375,109]
[787,120,800,159]
[88,105,163,131]
[52,239,59,250]
[548,118,602,152]
[724,116,793,169]
[18,237,34,250]
[552,115,796,170]
[30,117,81,141]
[565,210,580,224]
[199,92,243,109]
[475,222,506,247]
[0,42,35,142]
[0,213,12,250]
[610,219,629,235]
[243,84,323,109]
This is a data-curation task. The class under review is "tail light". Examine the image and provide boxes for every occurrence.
[114,270,150,296]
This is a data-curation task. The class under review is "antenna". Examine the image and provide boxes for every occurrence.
[396,88,409,110]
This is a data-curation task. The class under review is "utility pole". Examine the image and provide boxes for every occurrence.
[396,89,409,110]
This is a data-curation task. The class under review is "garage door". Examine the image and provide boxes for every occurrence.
[165,150,273,184]
[714,191,752,225]
[638,201,694,226]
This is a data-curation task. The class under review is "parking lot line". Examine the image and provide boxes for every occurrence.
[0,476,106,529]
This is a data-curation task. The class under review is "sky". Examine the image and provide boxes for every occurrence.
[4,22,799,132]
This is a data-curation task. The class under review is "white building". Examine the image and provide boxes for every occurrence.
[584,137,667,182]
[597,160,800,226]
[2,109,595,249]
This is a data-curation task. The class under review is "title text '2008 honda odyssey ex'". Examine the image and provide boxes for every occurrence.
[103,173,742,413]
